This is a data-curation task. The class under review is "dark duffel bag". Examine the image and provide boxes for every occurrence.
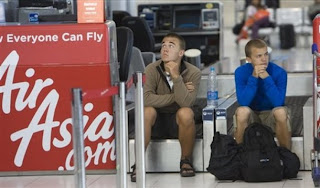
[207,132,242,180]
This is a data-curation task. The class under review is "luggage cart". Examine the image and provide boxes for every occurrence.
[312,14,320,187]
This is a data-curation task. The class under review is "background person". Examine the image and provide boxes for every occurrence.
[233,39,291,150]
[236,0,270,44]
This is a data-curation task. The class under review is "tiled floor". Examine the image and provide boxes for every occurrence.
[0,28,315,188]
[0,171,315,188]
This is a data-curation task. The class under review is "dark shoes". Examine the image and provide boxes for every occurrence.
[130,164,136,182]
[131,159,195,182]
[180,159,195,177]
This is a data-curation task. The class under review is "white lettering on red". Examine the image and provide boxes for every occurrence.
[62,139,116,170]
[0,50,115,169]
[0,51,53,114]
[6,34,59,44]
[10,89,60,167]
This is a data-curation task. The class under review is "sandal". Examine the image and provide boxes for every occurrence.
[130,164,136,182]
[180,159,195,177]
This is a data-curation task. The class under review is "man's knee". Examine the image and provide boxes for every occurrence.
[273,107,288,123]
[235,107,251,121]
[234,107,251,134]
[144,107,157,122]
[176,107,194,126]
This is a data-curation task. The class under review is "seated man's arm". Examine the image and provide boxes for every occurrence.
[172,68,201,107]
[235,67,258,106]
[263,69,287,107]
[144,66,175,108]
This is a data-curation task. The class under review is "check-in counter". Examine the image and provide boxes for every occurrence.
[0,21,118,175]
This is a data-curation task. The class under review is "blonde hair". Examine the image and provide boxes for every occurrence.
[245,39,267,57]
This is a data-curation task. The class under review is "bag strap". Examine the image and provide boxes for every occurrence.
[214,131,220,142]
[213,108,216,134]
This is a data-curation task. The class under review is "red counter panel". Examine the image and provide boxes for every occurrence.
[0,24,116,171]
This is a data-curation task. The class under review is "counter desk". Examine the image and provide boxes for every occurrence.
[0,22,118,175]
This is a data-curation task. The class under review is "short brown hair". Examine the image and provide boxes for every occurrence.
[163,32,186,50]
[245,39,267,57]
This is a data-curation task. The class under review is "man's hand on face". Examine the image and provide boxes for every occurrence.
[253,65,269,79]
[165,61,180,79]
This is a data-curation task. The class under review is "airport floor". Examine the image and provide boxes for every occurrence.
[0,28,315,188]
[0,171,315,188]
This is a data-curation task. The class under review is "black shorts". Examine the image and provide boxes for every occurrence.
[151,111,179,139]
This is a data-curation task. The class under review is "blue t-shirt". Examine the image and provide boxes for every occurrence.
[234,62,287,111]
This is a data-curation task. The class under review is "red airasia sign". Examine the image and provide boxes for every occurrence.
[0,24,116,171]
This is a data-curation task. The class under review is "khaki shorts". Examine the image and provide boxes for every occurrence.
[233,106,291,133]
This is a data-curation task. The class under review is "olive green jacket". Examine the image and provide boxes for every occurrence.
[144,59,201,113]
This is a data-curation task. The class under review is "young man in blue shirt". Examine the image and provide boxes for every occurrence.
[233,39,291,149]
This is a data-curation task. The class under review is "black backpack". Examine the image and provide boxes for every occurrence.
[207,132,242,180]
[240,122,283,182]
[278,146,300,179]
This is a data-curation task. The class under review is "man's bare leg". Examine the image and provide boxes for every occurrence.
[131,106,157,182]
[273,107,291,149]
[234,107,251,144]
[144,106,157,149]
[176,107,196,175]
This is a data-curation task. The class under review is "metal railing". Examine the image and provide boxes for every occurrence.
[70,72,146,188]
